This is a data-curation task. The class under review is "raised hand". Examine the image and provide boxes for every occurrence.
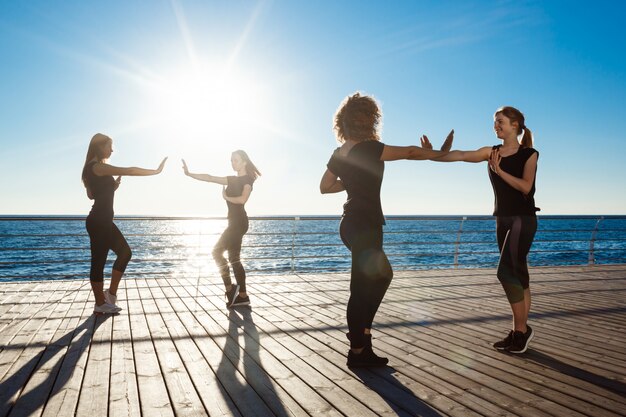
[181,159,189,176]
[156,157,168,174]
[440,129,454,152]
[489,148,502,175]
[420,135,433,150]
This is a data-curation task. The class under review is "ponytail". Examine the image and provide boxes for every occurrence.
[495,106,534,148]
[520,126,533,148]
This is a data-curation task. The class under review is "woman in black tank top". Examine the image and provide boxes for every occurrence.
[182,150,260,309]
[82,133,167,315]
[428,106,539,354]
[320,92,454,368]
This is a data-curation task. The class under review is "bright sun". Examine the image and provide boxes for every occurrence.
[146,64,269,150]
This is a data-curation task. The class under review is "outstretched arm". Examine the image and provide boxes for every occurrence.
[93,157,168,176]
[429,146,492,163]
[381,130,455,161]
[181,159,228,185]
[490,149,538,195]
[320,169,345,194]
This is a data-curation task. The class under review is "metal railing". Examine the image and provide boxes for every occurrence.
[1,215,625,282]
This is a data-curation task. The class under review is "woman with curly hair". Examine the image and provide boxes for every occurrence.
[320,92,452,367]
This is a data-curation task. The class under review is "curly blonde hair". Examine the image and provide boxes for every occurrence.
[333,92,382,143]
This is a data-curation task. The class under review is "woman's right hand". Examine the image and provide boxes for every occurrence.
[181,159,189,176]
[156,157,168,174]
[440,129,454,152]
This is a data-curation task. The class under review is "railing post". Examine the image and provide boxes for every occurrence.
[454,216,466,269]
[588,216,604,265]
[291,217,299,273]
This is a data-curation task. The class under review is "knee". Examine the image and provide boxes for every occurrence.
[120,246,132,264]
[212,248,224,260]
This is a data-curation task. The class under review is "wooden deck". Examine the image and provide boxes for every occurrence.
[0,265,625,417]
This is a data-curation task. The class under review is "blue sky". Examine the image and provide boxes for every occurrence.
[1,0,624,216]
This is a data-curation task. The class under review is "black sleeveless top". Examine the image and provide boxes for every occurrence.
[326,140,386,225]
[225,175,254,220]
[83,161,116,219]
[488,145,539,216]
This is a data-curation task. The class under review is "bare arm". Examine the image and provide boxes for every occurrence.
[380,144,451,161]
[93,158,167,176]
[223,184,252,204]
[319,169,345,194]
[491,150,538,195]
[429,146,492,163]
[181,159,228,185]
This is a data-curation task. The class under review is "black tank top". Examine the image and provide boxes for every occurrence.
[488,145,539,216]
[83,161,116,219]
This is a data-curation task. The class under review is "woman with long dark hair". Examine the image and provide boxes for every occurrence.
[320,92,452,367]
[182,150,260,308]
[82,133,167,314]
[427,106,539,353]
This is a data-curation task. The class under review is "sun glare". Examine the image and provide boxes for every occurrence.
[146,64,269,149]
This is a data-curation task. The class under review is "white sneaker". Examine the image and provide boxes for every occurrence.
[104,289,118,305]
[94,302,122,314]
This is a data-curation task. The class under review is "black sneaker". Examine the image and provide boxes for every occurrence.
[507,325,534,354]
[229,294,250,307]
[346,332,372,347]
[346,346,389,368]
[493,330,515,350]
[225,285,240,308]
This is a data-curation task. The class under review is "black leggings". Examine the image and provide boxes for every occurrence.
[340,216,393,349]
[213,218,249,292]
[86,216,131,282]
[496,215,537,303]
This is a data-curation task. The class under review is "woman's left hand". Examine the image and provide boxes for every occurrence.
[420,135,433,150]
[114,176,121,190]
[489,148,502,175]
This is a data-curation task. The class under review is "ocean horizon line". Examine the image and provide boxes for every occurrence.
[1,214,624,219]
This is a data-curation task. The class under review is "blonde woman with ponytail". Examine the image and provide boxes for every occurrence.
[426,106,539,354]
[82,133,167,314]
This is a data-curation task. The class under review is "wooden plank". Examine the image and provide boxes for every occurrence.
[0,282,69,415]
[108,282,141,417]
[75,309,114,415]
[125,278,174,417]
[7,281,85,417]
[41,286,98,417]
[135,278,207,417]
[171,274,339,416]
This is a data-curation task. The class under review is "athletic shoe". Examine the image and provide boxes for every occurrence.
[346,332,372,347]
[347,346,389,368]
[229,294,250,307]
[225,285,240,308]
[507,325,534,354]
[94,302,122,314]
[493,330,515,350]
[104,289,118,306]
